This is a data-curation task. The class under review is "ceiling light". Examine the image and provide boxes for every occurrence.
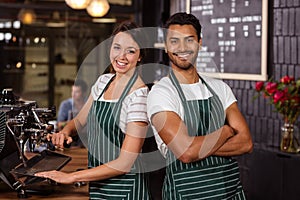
[18,9,36,24]
[86,0,110,18]
[16,62,22,69]
[4,22,12,28]
[18,8,37,25]
[4,33,12,41]
[65,0,92,9]
[46,11,66,28]
[46,22,66,28]
[13,21,21,29]
[92,18,116,23]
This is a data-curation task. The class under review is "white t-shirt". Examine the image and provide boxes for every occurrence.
[147,73,237,157]
[91,73,149,134]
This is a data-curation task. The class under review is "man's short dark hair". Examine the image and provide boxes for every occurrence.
[74,79,87,92]
[164,12,202,41]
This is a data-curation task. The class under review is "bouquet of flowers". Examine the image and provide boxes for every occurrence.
[255,75,300,125]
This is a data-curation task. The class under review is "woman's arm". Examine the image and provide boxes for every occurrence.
[36,121,148,183]
[51,94,94,148]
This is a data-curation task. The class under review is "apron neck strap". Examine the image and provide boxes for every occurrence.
[97,69,138,102]
[169,70,187,103]
[198,75,219,97]
[97,74,116,100]
[169,70,218,100]
[117,69,138,104]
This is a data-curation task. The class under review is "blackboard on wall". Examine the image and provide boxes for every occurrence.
[187,0,268,80]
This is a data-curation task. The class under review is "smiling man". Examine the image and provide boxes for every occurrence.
[147,12,253,199]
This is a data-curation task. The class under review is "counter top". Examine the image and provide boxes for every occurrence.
[0,147,89,200]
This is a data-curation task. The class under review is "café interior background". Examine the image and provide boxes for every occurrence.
[0,0,300,199]
[0,0,171,109]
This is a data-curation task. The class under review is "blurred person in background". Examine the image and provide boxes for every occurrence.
[57,79,87,146]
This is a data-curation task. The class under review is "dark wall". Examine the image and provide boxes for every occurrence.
[140,0,170,84]
[231,1,300,199]
[142,1,300,199]
[227,0,300,150]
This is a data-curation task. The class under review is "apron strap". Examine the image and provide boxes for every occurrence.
[169,70,198,135]
[95,69,138,124]
[112,69,138,121]
[96,69,138,103]
[197,75,225,132]
[169,70,189,109]
[198,75,219,99]
[169,70,224,133]
[105,69,138,121]
[117,69,138,104]
[97,74,116,101]
[169,70,220,104]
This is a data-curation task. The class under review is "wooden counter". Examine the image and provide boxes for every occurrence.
[0,147,89,200]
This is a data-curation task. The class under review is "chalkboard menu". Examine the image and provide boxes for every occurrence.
[187,0,268,80]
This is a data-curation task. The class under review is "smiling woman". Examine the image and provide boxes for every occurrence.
[35,21,151,200]
[109,32,141,74]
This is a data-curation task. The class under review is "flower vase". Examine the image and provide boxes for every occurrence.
[280,122,299,153]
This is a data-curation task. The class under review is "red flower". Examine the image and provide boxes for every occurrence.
[273,91,285,103]
[255,76,300,124]
[255,81,264,91]
[265,82,277,94]
[280,75,294,84]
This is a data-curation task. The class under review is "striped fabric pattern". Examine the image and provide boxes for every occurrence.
[0,112,5,153]
[89,173,149,200]
[162,71,246,200]
[92,73,149,134]
[87,70,149,200]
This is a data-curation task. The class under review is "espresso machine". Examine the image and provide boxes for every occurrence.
[0,88,71,198]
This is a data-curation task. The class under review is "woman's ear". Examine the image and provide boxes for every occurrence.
[164,43,167,53]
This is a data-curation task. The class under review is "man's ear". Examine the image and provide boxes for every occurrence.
[199,38,202,50]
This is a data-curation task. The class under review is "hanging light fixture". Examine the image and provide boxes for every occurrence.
[65,0,92,9]
[86,0,110,17]
[46,11,66,28]
[18,8,37,24]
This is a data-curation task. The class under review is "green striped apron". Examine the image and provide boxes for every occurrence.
[163,70,246,200]
[87,70,150,200]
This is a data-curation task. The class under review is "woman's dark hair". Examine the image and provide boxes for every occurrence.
[164,12,202,41]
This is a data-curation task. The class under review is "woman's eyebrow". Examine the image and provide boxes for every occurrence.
[112,42,121,46]
[112,42,137,48]
[126,46,138,49]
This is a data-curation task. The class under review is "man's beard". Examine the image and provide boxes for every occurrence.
[168,51,197,70]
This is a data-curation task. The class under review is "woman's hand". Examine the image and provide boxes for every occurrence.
[35,170,75,184]
[47,131,73,149]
